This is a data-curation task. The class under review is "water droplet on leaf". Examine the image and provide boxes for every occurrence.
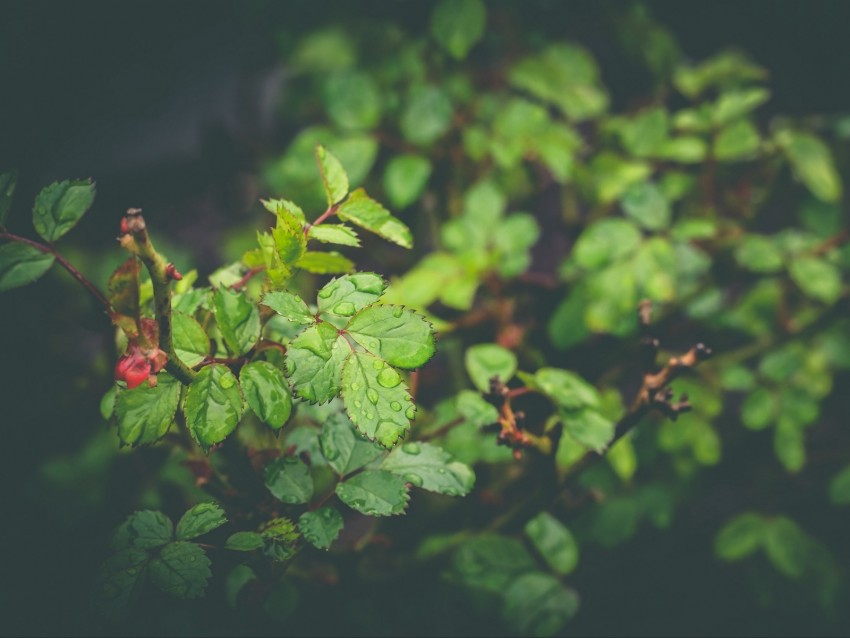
[390,401,402,411]
[402,442,421,455]
[333,301,356,316]
[403,473,424,487]
[405,406,416,420]
[392,306,404,318]
[377,367,401,388]
[219,374,235,389]
[366,388,379,404]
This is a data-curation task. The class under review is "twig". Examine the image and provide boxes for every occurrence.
[0,231,112,314]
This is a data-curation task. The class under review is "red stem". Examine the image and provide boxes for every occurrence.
[1,232,112,314]
[230,266,266,291]
[303,204,338,235]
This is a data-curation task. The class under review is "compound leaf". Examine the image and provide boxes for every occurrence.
[172,312,210,367]
[240,361,293,430]
[262,290,315,325]
[264,456,314,504]
[381,441,475,496]
[176,503,227,541]
[341,351,415,448]
[337,188,412,248]
[285,321,348,403]
[315,145,349,206]
[184,364,244,451]
[319,411,385,476]
[149,541,211,599]
[0,242,55,292]
[465,344,517,393]
[115,373,181,446]
[335,469,409,516]
[298,507,345,550]
[32,178,96,242]
[213,287,260,356]
[346,304,435,369]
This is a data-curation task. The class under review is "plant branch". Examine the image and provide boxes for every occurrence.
[119,209,195,384]
[0,231,112,314]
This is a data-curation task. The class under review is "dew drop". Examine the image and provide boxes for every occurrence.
[402,442,421,455]
[366,388,379,404]
[365,411,374,420]
[405,406,416,420]
[377,367,401,388]
[351,382,360,391]
[318,286,334,299]
[333,301,356,316]
[354,400,362,408]
[219,374,235,389]
[403,473,424,487]
[372,359,384,370]
[390,401,402,412]
[392,306,404,318]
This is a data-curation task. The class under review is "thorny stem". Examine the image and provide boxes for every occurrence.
[120,209,196,385]
[0,231,112,314]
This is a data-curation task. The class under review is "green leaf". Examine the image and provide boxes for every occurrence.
[225,531,265,551]
[335,469,409,516]
[341,351,414,448]
[713,86,770,124]
[94,548,148,620]
[307,224,361,247]
[213,287,260,356]
[383,154,432,208]
[828,465,850,505]
[297,250,354,275]
[735,235,784,273]
[714,119,761,161]
[533,367,600,410]
[183,364,244,451]
[776,130,842,203]
[172,312,210,367]
[260,517,300,562]
[116,373,181,446]
[298,507,345,550]
[620,107,668,157]
[225,564,256,609]
[741,388,776,430]
[264,456,314,504]
[789,257,842,304]
[149,541,211,599]
[502,572,579,637]
[524,512,579,575]
[346,304,436,369]
[125,510,174,549]
[100,386,117,420]
[560,408,614,453]
[764,517,808,578]
[573,218,642,270]
[509,43,608,121]
[450,535,536,594]
[465,344,517,393]
[774,417,806,472]
[337,188,413,249]
[430,0,486,60]
[32,179,96,241]
[621,182,671,230]
[285,321,348,403]
[262,290,315,324]
[315,145,349,206]
[0,170,18,227]
[319,411,384,476]
[240,361,292,430]
[714,512,765,560]
[0,242,55,292]
[381,441,475,496]
[176,503,227,540]
[401,85,454,146]
[317,272,387,318]
[322,71,382,132]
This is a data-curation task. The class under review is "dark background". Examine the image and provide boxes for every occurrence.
[1,1,849,635]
